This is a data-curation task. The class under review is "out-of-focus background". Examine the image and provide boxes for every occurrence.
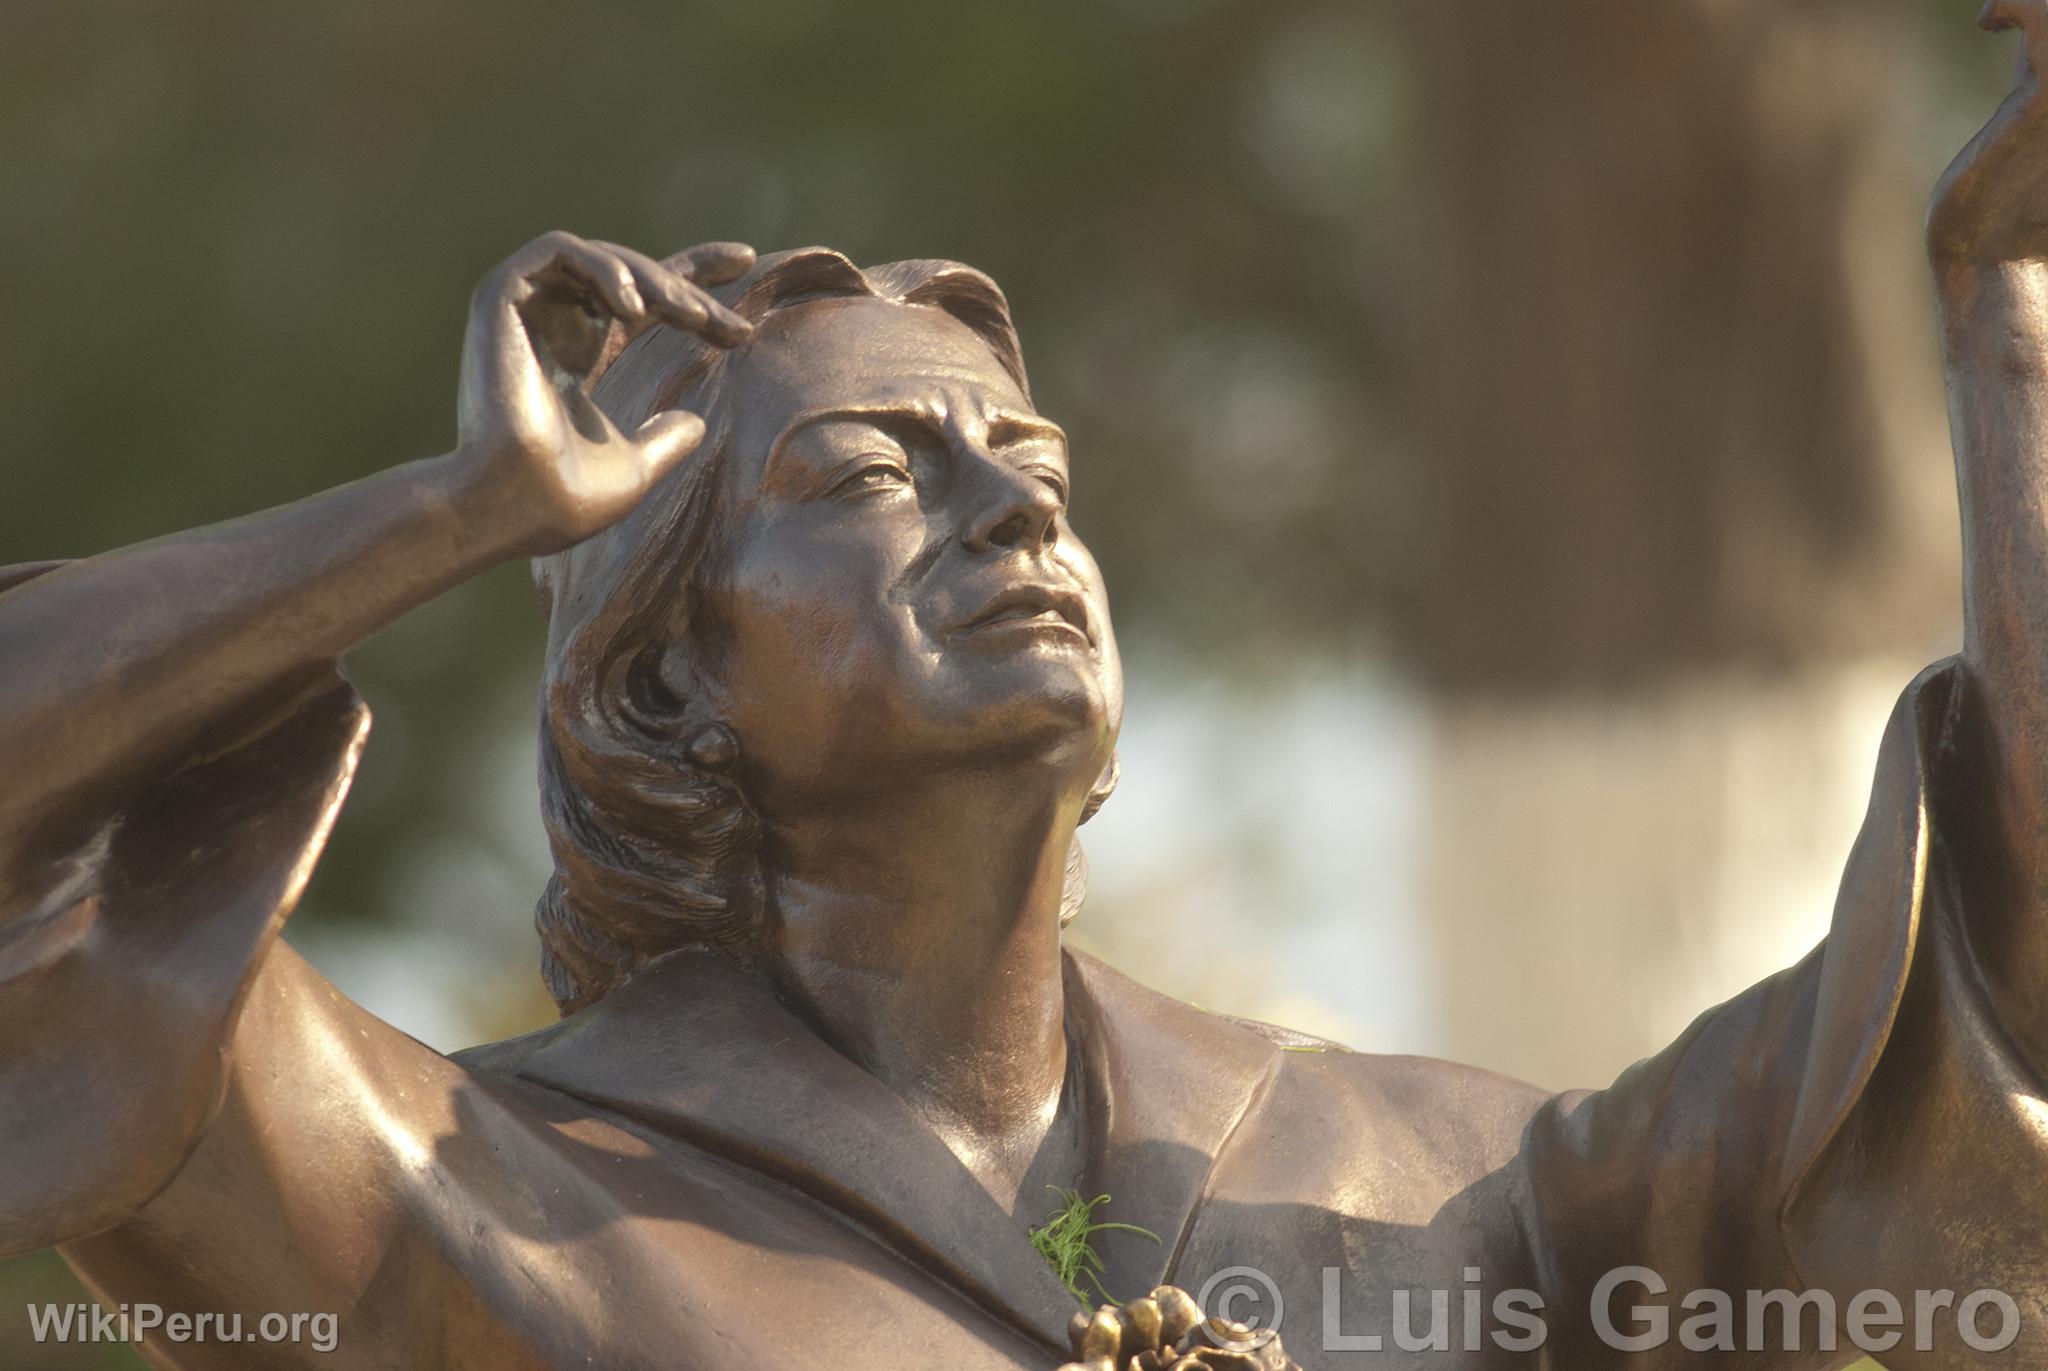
[0,0,2014,1366]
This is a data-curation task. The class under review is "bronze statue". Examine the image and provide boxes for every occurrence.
[9,8,2048,1367]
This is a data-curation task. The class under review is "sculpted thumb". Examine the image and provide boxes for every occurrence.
[632,409,706,480]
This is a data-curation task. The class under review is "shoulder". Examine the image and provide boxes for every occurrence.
[1063,946,1551,1167]
[450,1016,576,1078]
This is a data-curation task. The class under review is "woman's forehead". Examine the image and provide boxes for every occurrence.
[727,295,1032,427]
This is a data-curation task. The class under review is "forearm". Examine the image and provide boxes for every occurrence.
[1944,258,2048,645]
[1934,256,2048,1060]
[0,450,518,872]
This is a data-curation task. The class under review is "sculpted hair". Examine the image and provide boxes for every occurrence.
[531,247,1111,1014]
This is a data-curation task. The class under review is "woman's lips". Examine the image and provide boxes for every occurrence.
[949,585,1093,644]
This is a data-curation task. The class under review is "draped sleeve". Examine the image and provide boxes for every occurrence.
[0,559,372,1255]
[1511,656,2048,1362]
[1187,656,2046,1365]
[1772,656,2048,1337]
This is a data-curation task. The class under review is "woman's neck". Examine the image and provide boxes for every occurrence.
[761,772,1082,1211]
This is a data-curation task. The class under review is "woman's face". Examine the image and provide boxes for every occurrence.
[679,294,1122,820]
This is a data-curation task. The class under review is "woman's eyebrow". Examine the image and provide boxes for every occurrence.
[765,405,1065,485]
[765,405,945,482]
[987,413,1067,449]
[787,402,944,434]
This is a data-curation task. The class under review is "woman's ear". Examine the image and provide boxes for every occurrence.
[608,641,689,741]
[1080,751,1119,825]
[654,634,733,728]
[635,635,742,771]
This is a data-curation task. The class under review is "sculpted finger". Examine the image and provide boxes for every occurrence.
[666,240,756,287]
[647,275,751,347]
[1981,0,2038,33]
[1983,0,2048,70]
[681,277,753,346]
[508,232,648,328]
[630,409,707,482]
[591,240,752,347]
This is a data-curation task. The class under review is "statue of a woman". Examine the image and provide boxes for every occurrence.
[9,9,2048,1368]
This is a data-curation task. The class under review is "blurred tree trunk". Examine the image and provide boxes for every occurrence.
[1390,0,1961,1088]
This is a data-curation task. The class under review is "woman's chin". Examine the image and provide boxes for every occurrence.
[951,659,1113,740]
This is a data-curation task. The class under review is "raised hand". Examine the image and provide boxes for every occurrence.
[454,233,756,555]
[1930,1,2048,264]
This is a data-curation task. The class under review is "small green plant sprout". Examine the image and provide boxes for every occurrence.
[1026,1187,1160,1308]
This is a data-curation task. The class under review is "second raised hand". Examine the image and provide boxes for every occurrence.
[1929,1,2048,265]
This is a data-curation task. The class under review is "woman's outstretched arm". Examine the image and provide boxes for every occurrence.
[0,235,754,1262]
[0,234,752,895]
[1926,0,2048,1071]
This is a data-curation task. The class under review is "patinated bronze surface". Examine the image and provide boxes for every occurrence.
[9,9,2048,1369]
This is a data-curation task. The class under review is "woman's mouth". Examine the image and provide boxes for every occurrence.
[949,585,1093,644]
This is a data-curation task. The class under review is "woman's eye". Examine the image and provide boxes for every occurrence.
[834,460,911,496]
[1029,467,1070,504]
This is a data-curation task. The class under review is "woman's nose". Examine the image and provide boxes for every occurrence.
[962,462,1061,555]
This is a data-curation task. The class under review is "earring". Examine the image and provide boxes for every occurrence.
[685,722,738,771]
